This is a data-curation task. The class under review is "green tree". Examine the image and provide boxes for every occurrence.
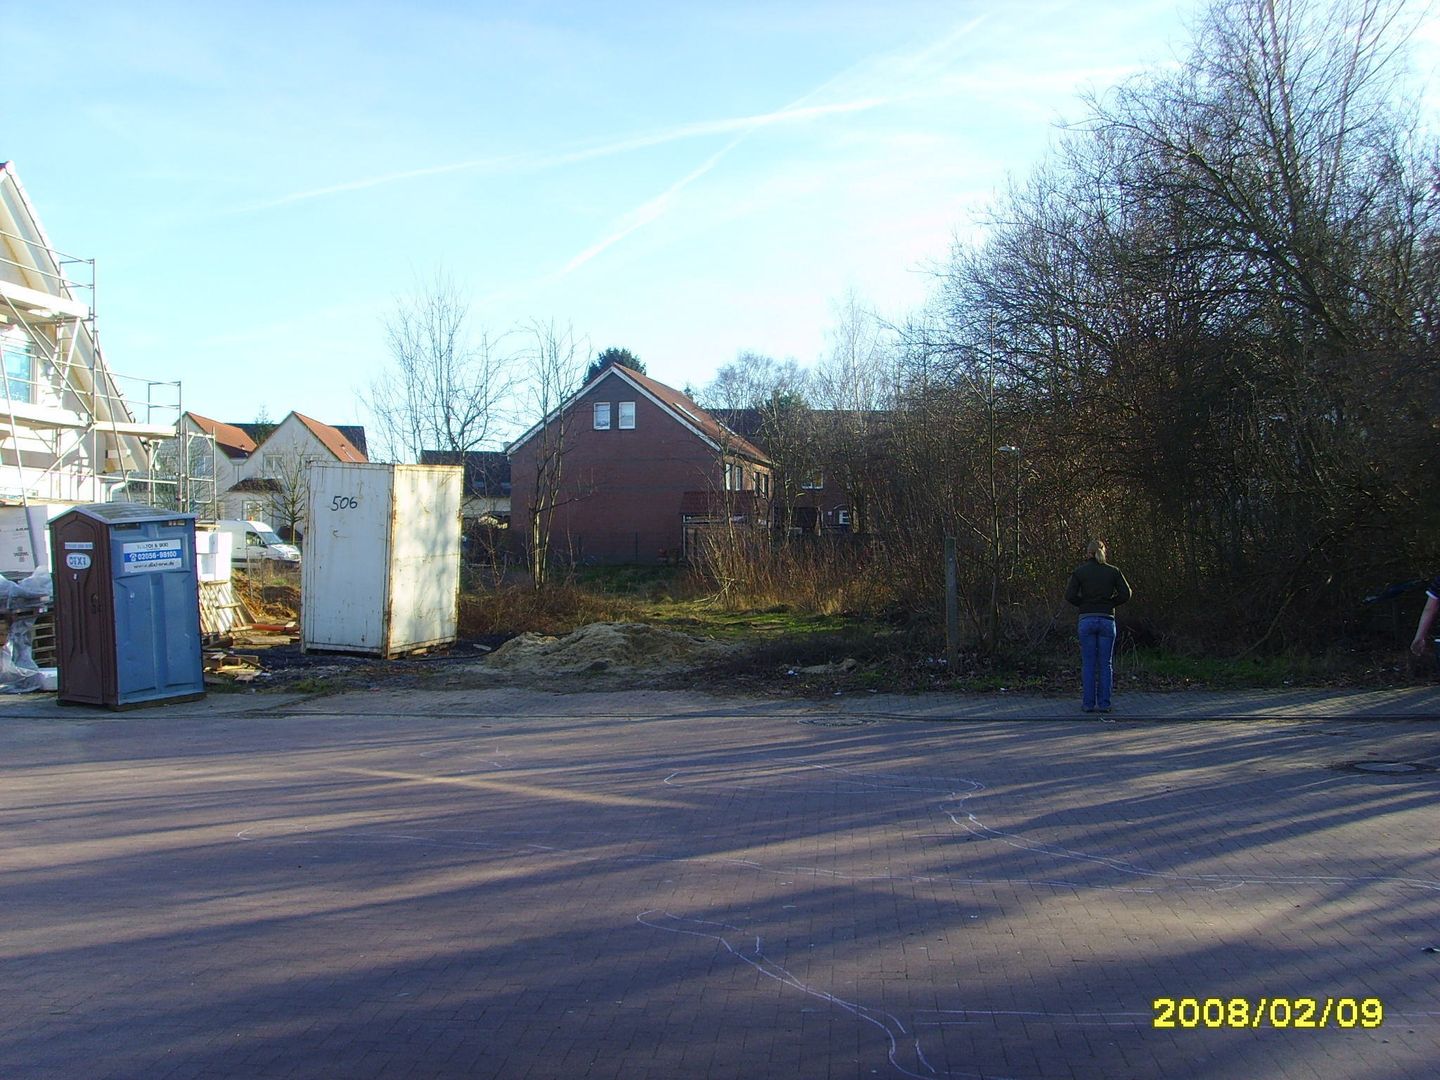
[584,347,645,384]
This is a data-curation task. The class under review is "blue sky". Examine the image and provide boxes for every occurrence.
[5,1,1437,446]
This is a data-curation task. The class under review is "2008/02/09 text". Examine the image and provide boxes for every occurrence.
[1153,997,1383,1029]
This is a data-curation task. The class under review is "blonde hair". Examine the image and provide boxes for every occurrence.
[1086,538,1107,561]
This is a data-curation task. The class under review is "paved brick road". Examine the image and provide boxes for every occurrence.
[1,686,1438,1079]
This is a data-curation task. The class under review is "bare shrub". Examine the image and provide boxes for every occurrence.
[687,527,885,615]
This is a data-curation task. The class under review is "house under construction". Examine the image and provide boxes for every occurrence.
[0,161,188,523]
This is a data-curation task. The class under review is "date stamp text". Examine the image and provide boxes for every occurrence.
[1152,997,1383,1029]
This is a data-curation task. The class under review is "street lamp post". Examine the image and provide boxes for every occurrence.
[998,446,1021,562]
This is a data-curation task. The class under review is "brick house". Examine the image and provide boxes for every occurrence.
[712,407,877,534]
[507,364,772,565]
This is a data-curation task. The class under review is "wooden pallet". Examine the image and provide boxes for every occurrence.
[31,610,54,668]
[199,580,255,639]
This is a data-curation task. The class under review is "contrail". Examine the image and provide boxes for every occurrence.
[234,96,903,215]
[553,15,988,275]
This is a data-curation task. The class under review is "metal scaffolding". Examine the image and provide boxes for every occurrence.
[0,181,182,510]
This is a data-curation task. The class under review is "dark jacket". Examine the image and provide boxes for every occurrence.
[1066,558,1133,618]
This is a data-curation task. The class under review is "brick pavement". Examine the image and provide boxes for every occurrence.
[0,686,1437,1079]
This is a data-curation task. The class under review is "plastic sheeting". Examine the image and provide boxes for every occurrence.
[0,570,55,693]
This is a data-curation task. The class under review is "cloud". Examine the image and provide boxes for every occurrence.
[232,95,903,215]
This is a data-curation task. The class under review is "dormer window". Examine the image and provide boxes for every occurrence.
[593,402,611,430]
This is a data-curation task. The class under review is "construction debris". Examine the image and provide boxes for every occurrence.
[203,651,266,684]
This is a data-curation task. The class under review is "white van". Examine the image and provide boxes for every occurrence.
[217,519,301,569]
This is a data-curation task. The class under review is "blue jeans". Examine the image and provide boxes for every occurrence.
[1078,615,1116,710]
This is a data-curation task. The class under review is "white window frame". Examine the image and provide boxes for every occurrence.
[1,332,35,405]
[836,507,852,527]
[618,401,635,429]
[593,402,611,430]
[801,471,824,491]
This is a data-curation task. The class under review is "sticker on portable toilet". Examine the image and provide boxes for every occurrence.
[64,542,94,550]
[65,553,91,570]
[121,539,184,573]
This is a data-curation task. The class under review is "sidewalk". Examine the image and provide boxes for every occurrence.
[835,684,1440,721]
[0,682,1436,721]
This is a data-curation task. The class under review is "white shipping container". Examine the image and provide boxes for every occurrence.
[301,463,463,656]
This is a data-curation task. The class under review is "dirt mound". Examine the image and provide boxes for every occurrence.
[232,573,301,623]
[484,622,728,675]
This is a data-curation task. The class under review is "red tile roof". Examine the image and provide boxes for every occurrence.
[611,366,770,464]
[293,412,368,463]
[186,412,257,457]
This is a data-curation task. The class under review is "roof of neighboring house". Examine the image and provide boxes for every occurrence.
[210,412,368,463]
[226,476,281,493]
[418,450,511,496]
[709,408,766,442]
[620,367,770,462]
[184,412,258,459]
[292,412,368,463]
[508,364,770,465]
[333,425,368,459]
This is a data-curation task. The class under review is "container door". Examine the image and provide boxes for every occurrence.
[54,516,113,704]
[387,467,463,651]
[110,523,201,701]
[303,464,391,650]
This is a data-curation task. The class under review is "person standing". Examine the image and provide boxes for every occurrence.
[1066,539,1133,713]
[1410,574,1440,658]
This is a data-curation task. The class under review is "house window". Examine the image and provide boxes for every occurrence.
[618,401,635,429]
[836,507,852,528]
[2,337,34,404]
[594,402,611,430]
[724,462,738,491]
[801,471,824,490]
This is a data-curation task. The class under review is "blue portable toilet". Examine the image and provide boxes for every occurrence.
[50,503,205,709]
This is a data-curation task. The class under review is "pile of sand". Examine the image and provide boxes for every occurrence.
[484,622,728,675]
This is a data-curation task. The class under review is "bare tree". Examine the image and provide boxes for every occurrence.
[811,291,899,535]
[907,0,1440,649]
[699,352,819,531]
[364,272,517,463]
[520,319,587,586]
[257,447,311,544]
[699,351,810,413]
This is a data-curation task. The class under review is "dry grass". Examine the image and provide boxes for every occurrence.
[459,582,651,637]
[688,529,886,615]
